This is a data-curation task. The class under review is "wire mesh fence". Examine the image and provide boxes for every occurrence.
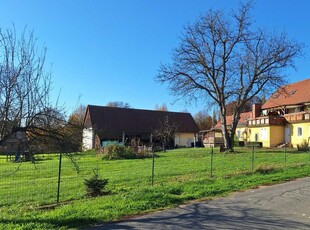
[0,146,309,207]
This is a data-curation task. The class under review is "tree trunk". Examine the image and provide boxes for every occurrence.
[220,105,233,152]
[222,127,233,151]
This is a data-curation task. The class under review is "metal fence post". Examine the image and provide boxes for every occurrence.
[284,144,287,167]
[57,153,62,203]
[210,147,214,178]
[251,144,254,172]
[151,148,155,186]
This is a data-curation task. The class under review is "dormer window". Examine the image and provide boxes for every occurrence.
[288,90,297,95]
[272,93,280,99]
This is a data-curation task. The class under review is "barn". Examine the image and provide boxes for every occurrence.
[82,105,199,150]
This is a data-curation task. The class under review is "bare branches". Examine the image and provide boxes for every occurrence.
[153,116,178,152]
[0,26,67,154]
[156,2,303,150]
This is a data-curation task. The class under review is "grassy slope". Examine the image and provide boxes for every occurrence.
[0,148,309,230]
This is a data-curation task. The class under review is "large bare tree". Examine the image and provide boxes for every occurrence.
[156,2,303,151]
[0,26,64,154]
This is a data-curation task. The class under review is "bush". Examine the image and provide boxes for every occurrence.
[84,170,109,197]
[245,142,263,148]
[135,148,153,159]
[255,166,280,174]
[101,144,135,160]
[101,144,153,160]
[297,140,309,151]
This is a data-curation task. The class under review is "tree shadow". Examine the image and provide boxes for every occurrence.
[92,201,310,230]
[2,200,309,229]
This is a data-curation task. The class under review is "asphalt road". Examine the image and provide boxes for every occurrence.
[87,177,310,230]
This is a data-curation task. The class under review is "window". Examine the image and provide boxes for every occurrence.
[260,128,267,140]
[297,127,303,137]
[289,90,297,95]
[295,107,301,113]
[237,130,241,139]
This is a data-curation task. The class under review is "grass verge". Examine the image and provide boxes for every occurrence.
[0,148,309,229]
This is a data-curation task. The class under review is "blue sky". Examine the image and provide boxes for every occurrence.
[0,0,310,115]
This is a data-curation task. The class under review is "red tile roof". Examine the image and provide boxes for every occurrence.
[215,111,252,128]
[262,78,310,109]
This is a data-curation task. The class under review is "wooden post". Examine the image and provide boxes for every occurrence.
[150,133,153,145]
[122,131,125,144]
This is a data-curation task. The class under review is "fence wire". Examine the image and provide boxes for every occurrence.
[0,147,309,207]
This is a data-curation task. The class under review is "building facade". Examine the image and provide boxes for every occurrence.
[205,78,310,148]
[82,105,199,150]
[248,78,310,147]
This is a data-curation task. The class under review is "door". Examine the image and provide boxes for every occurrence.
[285,127,291,144]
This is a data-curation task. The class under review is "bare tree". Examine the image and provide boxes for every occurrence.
[194,110,214,131]
[106,101,131,108]
[71,105,87,123]
[156,2,303,151]
[0,26,64,155]
[225,96,262,116]
[155,103,168,111]
[153,116,177,152]
[64,105,87,152]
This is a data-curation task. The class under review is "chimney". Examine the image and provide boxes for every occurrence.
[252,104,262,119]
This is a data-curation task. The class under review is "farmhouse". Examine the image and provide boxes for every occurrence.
[248,78,310,148]
[208,78,310,148]
[82,105,199,150]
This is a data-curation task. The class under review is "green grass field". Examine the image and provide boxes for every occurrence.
[0,147,309,229]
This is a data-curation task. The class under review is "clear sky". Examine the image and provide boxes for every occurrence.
[0,0,310,115]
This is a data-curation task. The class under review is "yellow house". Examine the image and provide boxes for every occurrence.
[248,78,310,148]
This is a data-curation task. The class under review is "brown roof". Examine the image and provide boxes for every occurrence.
[84,105,199,134]
[262,78,310,109]
[215,111,252,128]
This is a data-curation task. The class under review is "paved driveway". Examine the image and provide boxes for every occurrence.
[88,177,310,229]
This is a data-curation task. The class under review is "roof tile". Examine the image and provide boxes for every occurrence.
[262,78,310,109]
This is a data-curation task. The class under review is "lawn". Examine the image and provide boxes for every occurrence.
[0,147,309,229]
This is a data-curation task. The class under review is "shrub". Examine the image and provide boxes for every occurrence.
[101,144,135,160]
[84,170,109,197]
[245,142,263,148]
[297,140,309,151]
[101,144,153,160]
[255,166,280,174]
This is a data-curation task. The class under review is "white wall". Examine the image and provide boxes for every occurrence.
[175,133,195,147]
[82,128,93,150]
